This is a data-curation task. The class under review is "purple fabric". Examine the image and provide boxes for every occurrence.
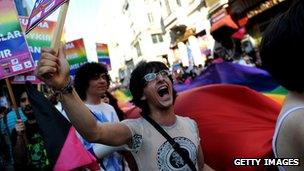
[174,62,279,92]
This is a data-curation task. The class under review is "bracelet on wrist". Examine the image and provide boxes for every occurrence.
[56,78,74,94]
[54,77,74,95]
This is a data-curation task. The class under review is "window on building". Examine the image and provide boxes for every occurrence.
[152,34,164,44]
[123,2,129,11]
[134,42,142,56]
[148,13,154,23]
[164,0,172,15]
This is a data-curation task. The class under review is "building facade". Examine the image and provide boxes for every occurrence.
[205,0,293,65]
[161,0,214,67]
[107,0,214,81]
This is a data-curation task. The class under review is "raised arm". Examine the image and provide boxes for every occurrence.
[36,46,131,146]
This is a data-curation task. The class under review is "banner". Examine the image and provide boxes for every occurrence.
[12,16,56,84]
[26,0,68,33]
[65,38,88,76]
[96,43,111,70]
[0,0,34,80]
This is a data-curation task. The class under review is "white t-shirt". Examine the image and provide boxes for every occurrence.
[122,115,200,171]
[82,102,124,171]
[86,103,120,123]
[57,102,128,171]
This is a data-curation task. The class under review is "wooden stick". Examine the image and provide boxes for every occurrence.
[37,83,42,92]
[5,78,20,119]
[51,1,70,52]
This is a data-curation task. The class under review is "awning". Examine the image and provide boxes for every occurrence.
[210,15,238,33]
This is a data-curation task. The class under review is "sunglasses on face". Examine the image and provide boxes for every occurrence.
[143,70,171,83]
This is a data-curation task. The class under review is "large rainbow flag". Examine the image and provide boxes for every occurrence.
[174,62,287,104]
[174,84,281,171]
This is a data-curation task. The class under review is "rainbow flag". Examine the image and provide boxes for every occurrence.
[12,16,56,84]
[263,86,287,105]
[174,62,287,105]
[175,84,281,171]
[0,0,34,79]
[96,43,111,70]
[65,38,88,76]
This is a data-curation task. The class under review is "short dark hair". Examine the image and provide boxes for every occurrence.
[74,62,110,100]
[129,61,177,115]
[260,0,304,93]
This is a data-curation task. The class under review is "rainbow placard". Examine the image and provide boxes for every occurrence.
[65,38,88,76]
[0,0,34,79]
[26,0,68,33]
[96,43,111,70]
[12,16,56,84]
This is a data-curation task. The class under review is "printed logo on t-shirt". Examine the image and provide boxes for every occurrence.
[131,134,142,153]
[156,137,196,170]
[27,133,50,169]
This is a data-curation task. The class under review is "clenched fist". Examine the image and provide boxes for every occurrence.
[36,45,70,90]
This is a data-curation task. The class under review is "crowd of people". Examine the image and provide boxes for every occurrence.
[0,0,303,170]
[172,50,257,85]
[172,64,204,84]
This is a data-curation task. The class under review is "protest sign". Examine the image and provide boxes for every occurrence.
[26,0,68,33]
[96,43,111,70]
[0,0,34,80]
[65,38,88,76]
[12,16,56,84]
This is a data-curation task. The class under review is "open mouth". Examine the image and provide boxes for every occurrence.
[157,85,169,97]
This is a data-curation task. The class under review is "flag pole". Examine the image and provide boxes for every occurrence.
[51,1,69,51]
[42,1,69,79]
[5,78,28,145]
[5,78,20,119]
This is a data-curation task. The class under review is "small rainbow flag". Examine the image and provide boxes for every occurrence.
[96,43,111,70]
[65,38,88,76]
